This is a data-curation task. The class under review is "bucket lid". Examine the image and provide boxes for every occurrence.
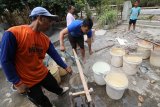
[123,55,142,64]
[105,72,128,89]
[138,40,153,49]
[92,62,110,75]
[110,47,125,56]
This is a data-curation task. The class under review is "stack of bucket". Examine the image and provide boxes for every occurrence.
[150,45,160,67]
[92,60,129,100]
[136,40,160,68]
[110,47,143,76]
[47,57,68,84]
[91,45,145,100]
[104,72,128,100]
[137,40,153,59]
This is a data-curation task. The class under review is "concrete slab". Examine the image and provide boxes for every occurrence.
[141,9,160,15]
[95,29,107,36]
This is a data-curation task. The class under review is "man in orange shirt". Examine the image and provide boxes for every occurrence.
[1,7,72,107]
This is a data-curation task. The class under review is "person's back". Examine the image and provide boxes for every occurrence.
[130,6,141,20]
[6,25,50,87]
[66,5,75,26]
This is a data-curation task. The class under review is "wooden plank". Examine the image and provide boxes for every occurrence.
[70,88,93,97]
[72,49,92,102]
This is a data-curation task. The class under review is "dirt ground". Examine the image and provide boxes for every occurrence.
[0,24,160,107]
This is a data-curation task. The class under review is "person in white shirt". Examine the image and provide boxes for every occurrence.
[66,5,75,26]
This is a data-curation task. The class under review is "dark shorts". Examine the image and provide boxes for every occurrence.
[129,19,137,25]
[68,34,84,49]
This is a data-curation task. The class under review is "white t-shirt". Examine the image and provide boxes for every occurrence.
[66,13,75,26]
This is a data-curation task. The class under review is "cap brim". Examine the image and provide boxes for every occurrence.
[29,14,58,17]
[47,14,58,17]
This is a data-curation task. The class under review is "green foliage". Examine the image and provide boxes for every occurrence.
[96,0,123,28]
[74,0,85,11]
[0,0,24,14]
[0,0,84,19]
[86,0,101,7]
[26,0,69,18]
[131,0,160,6]
[97,9,117,28]
[0,0,86,25]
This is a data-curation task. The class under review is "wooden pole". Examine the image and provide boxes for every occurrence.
[72,49,92,102]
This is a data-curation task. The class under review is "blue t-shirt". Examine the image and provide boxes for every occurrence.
[67,20,92,38]
[130,7,141,20]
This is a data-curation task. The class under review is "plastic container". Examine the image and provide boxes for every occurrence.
[110,47,125,67]
[48,64,61,84]
[123,55,142,75]
[137,40,153,59]
[104,72,128,100]
[59,57,68,76]
[92,62,110,85]
[150,46,160,67]
[59,67,67,76]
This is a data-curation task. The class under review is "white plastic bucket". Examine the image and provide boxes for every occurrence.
[123,55,142,75]
[150,46,160,67]
[104,72,128,100]
[137,40,153,59]
[92,62,110,85]
[110,47,125,67]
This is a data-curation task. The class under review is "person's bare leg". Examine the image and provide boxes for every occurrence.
[133,24,136,31]
[80,48,86,63]
[76,43,80,50]
[87,38,93,55]
[128,24,131,31]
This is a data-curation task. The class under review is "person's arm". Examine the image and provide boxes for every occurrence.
[47,42,72,73]
[87,30,92,38]
[59,21,77,51]
[130,8,133,15]
[47,42,67,68]
[87,30,93,54]
[138,7,141,16]
[1,31,31,93]
[59,28,69,51]
[1,31,21,85]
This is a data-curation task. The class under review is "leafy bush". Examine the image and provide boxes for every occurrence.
[97,9,117,28]
[131,0,160,6]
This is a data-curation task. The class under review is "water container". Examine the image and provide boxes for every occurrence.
[110,47,125,67]
[92,62,110,85]
[123,55,142,75]
[150,46,160,67]
[137,40,153,59]
[104,72,128,100]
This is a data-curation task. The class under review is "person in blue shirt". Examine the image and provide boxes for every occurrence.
[59,18,93,63]
[128,1,141,31]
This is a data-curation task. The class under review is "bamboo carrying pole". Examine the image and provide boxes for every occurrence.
[72,49,92,102]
